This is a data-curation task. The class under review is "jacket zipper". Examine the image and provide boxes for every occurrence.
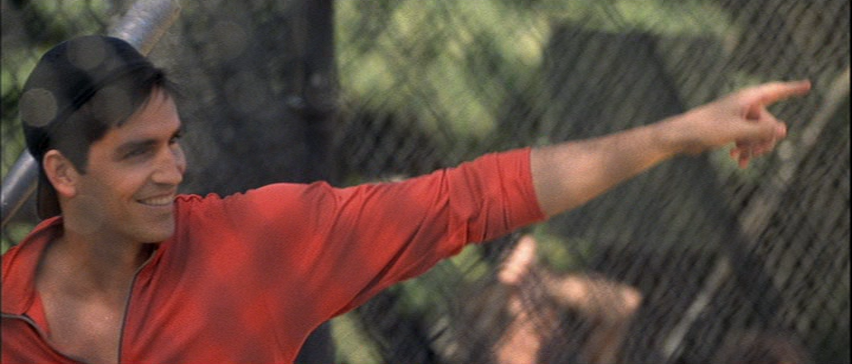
[1,312,90,363]
[115,252,157,363]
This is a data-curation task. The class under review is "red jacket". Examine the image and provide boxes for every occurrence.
[2,149,544,363]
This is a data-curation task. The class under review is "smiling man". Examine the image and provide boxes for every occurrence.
[36,86,184,362]
[1,35,809,363]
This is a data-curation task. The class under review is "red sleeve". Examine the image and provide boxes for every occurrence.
[179,147,544,323]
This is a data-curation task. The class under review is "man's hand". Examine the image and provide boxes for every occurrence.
[669,80,811,167]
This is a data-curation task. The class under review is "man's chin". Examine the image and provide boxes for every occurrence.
[137,221,176,243]
[144,231,175,244]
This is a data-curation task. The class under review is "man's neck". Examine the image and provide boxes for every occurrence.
[38,230,155,296]
[33,227,155,364]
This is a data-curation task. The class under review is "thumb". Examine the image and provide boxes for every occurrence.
[736,110,785,141]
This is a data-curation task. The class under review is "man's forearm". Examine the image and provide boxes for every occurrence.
[528,80,809,218]
[530,119,680,217]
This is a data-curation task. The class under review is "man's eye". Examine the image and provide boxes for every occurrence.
[169,131,183,144]
[125,148,151,159]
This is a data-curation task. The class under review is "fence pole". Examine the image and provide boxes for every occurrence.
[1,0,181,228]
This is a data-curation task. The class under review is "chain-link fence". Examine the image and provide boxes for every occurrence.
[2,0,849,363]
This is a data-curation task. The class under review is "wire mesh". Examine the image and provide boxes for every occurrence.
[2,0,849,363]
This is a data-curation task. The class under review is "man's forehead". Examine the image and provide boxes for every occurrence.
[97,91,181,144]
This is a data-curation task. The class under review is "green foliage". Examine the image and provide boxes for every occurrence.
[1,222,35,254]
[532,224,593,272]
[336,0,549,141]
[330,313,383,364]
[334,0,735,158]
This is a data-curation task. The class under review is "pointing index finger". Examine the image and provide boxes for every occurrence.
[747,80,812,107]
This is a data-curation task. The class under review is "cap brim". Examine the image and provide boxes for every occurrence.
[36,171,61,220]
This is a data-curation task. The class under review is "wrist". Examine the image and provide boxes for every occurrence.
[655,113,696,156]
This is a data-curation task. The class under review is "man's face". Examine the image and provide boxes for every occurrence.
[69,88,185,244]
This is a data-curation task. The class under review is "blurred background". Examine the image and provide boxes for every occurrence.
[2,0,849,363]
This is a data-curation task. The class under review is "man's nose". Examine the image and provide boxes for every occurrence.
[152,144,186,185]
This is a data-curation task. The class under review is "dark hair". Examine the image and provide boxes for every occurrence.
[19,35,176,218]
[711,330,813,364]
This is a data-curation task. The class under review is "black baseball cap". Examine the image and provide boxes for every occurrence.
[19,35,160,219]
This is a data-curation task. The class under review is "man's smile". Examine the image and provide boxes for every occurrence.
[137,195,175,207]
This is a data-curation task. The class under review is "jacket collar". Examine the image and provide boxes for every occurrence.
[1,217,63,316]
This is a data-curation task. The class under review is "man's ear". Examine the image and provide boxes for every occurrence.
[42,150,81,198]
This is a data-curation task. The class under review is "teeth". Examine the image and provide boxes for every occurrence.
[139,196,173,206]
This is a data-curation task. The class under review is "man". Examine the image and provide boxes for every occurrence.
[451,233,642,364]
[493,234,642,364]
[1,35,809,363]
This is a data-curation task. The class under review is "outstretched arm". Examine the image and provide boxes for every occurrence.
[531,80,811,218]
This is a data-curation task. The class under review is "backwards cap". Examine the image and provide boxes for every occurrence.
[20,35,157,219]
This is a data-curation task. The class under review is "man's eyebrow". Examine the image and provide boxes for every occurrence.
[115,139,158,157]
